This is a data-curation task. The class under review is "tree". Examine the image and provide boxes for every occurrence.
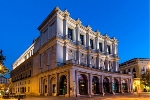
[140,68,150,88]
[0,50,6,64]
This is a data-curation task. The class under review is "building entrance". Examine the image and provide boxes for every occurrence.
[103,77,110,93]
[59,75,67,95]
[113,78,119,93]
[79,74,88,95]
[92,76,99,94]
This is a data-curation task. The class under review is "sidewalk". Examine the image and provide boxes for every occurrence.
[22,93,149,100]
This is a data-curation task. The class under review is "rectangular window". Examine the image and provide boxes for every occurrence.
[68,28,73,40]
[107,45,111,54]
[53,84,56,93]
[45,85,47,93]
[99,43,102,52]
[80,34,84,45]
[90,39,94,49]
[25,87,26,92]
[28,86,30,92]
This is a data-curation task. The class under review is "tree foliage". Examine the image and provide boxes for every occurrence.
[0,50,6,64]
[140,69,150,87]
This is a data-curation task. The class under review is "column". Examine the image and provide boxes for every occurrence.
[95,37,99,50]
[109,76,113,93]
[99,75,102,93]
[40,54,42,72]
[69,68,76,97]
[95,37,98,50]
[87,53,90,67]
[47,75,51,96]
[73,29,76,42]
[112,43,115,55]
[105,58,109,70]
[63,15,68,38]
[66,70,70,97]
[75,70,79,96]
[101,75,104,93]
[56,73,59,96]
[116,44,118,55]
[120,77,123,93]
[76,48,80,64]
[130,78,133,93]
[104,39,107,54]
[114,61,119,72]
[63,42,68,63]
[76,21,80,45]
[40,77,43,96]
[47,49,50,70]
[127,79,130,92]
[96,54,100,69]
[88,73,92,95]
[86,33,90,48]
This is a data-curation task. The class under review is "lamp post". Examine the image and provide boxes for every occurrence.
[0,63,9,76]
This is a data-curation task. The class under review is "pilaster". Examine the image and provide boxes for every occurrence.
[88,73,92,95]
[66,70,70,97]
[56,73,59,96]
[75,70,79,96]
[105,57,109,70]
[47,75,51,96]
[47,48,50,70]
[63,42,68,63]
[63,14,68,38]
[69,69,76,97]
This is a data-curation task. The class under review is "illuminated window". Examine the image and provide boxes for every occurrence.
[107,45,111,54]
[80,34,84,45]
[68,28,73,40]
[99,43,102,52]
[45,85,47,93]
[90,39,94,49]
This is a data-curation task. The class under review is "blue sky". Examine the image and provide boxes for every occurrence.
[0,0,149,77]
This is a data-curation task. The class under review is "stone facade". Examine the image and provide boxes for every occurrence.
[10,7,132,97]
[120,58,150,92]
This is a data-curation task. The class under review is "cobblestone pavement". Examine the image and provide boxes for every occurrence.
[0,93,150,100]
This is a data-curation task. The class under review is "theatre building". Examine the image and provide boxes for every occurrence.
[10,7,133,97]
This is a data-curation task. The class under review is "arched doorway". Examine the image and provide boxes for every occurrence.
[43,79,47,96]
[51,77,56,96]
[79,74,88,95]
[92,76,99,94]
[59,75,67,95]
[122,79,128,92]
[113,78,119,93]
[103,77,109,93]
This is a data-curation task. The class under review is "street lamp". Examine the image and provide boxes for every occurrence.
[0,63,9,76]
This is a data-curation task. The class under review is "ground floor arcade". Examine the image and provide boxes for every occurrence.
[38,65,133,97]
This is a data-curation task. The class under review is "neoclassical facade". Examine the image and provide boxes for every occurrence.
[119,58,150,92]
[10,7,133,97]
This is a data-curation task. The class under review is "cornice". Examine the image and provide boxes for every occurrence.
[38,6,61,30]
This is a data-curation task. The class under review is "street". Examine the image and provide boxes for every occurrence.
[0,93,149,100]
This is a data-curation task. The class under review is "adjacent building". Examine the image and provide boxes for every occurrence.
[0,76,8,84]
[119,58,150,92]
[10,7,133,97]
